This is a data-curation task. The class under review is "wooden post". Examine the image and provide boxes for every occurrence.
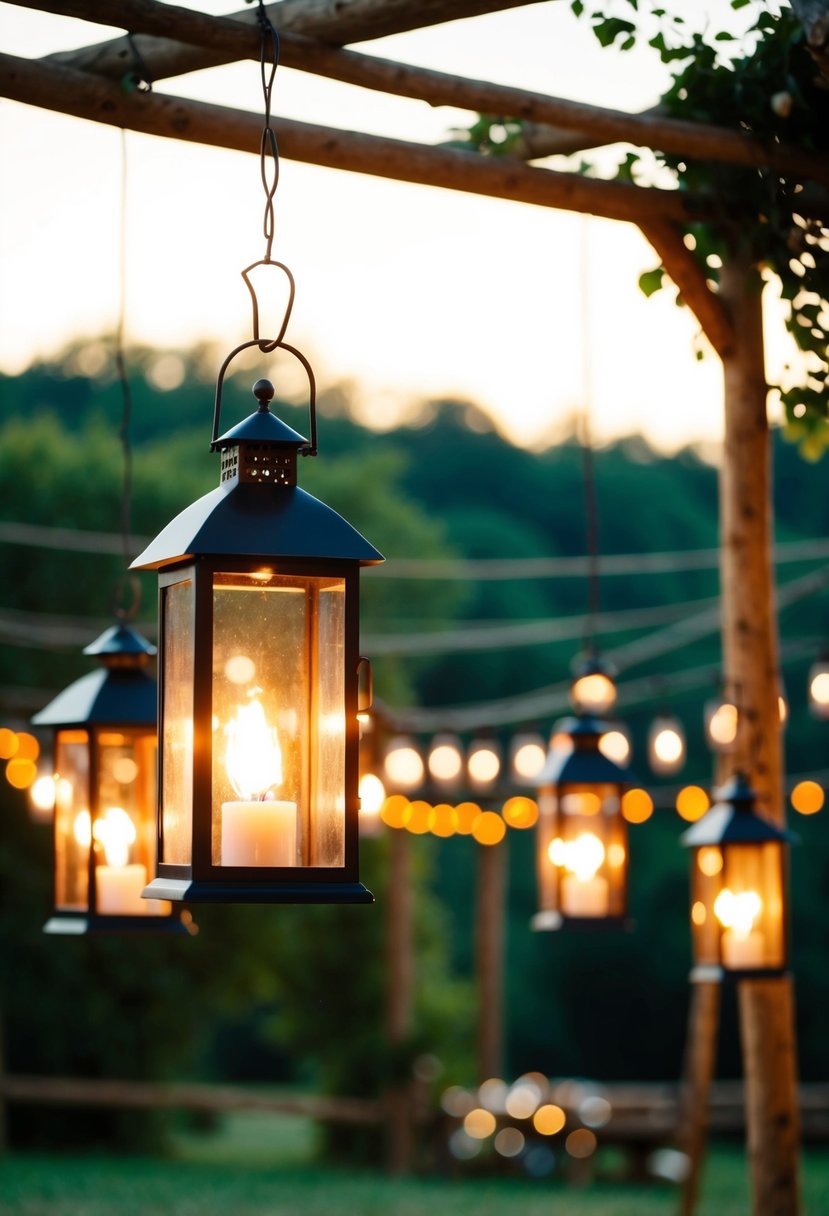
[678,981,721,1216]
[718,256,801,1216]
[385,827,414,1175]
[475,839,507,1083]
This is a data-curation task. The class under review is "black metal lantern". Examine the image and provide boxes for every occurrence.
[681,773,793,980]
[131,357,382,904]
[532,715,629,930]
[32,624,187,935]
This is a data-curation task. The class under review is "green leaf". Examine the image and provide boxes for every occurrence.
[639,267,665,298]
[571,0,584,16]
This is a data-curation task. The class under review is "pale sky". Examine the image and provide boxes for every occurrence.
[0,1,794,451]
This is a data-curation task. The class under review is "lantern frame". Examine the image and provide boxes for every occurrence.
[31,624,188,935]
[131,365,382,905]
[680,772,794,981]
[532,714,630,932]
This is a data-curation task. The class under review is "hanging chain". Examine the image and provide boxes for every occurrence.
[579,216,601,652]
[256,0,281,262]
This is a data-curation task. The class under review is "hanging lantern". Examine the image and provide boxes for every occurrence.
[704,693,738,752]
[130,361,383,904]
[467,734,502,793]
[532,715,629,931]
[427,732,464,791]
[509,730,547,784]
[681,773,793,979]
[570,652,618,716]
[31,625,187,934]
[808,654,829,720]
[648,713,686,776]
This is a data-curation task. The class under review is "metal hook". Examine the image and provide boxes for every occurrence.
[241,259,296,349]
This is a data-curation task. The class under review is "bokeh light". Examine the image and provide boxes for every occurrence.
[13,732,39,762]
[494,1127,525,1157]
[384,737,424,790]
[463,1108,497,1139]
[429,803,456,837]
[428,735,463,785]
[697,846,723,877]
[676,785,710,822]
[598,729,631,765]
[6,757,37,789]
[380,793,409,829]
[29,774,57,816]
[404,800,431,834]
[0,728,18,760]
[706,699,738,749]
[468,741,501,788]
[533,1104,566,1136]
[472,810,506,846]
[454,802,482,835]
[502,796,539,829]
[511,734,547,782]
[565,1128,597,1159]
[621,788,653,824]
[791,780,824,815]
[359,772,386,817]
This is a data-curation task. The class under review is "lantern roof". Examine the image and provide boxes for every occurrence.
[31,665,156,729]
[213,398,309,450]
[535,714,629,786]
[680,772,795,848]
[129,481,384,570]
[82,623,157,660]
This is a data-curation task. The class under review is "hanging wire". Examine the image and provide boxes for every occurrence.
[578,215,601,651]
[256,0,281,262]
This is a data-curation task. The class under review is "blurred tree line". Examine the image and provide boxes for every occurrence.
[1,340,828,1155]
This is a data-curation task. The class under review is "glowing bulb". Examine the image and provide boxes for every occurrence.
[73,809,92,848]
[384,738,424,790]
[809,665,829,718]
[428,736,463,784]
[359,772,386,816]
[706,700,738,748]
[714,888,762,939]
[511,736,546,781]
[30,775,57,814]
[548,832,605,881]
[649,715,686,775]
[468,743,501,787]
[95,806,137,868]
[225,699,282,800]
[598,730,630,764]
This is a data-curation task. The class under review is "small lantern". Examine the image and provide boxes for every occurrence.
[532,715,629,931]
[570,652,617,717]
[131,362,383,904]
[648,713,686,776]
[808,653,829,719]
[681,773,793,979]
[31,625,185,934]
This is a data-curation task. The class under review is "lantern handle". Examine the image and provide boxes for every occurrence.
[241,258,296,351]
[211,338,318,457]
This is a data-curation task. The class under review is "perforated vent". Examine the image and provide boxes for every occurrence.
[240,443,297,485]
[220,448,239,484]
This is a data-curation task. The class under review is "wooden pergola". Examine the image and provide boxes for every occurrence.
[3,3,825,1212]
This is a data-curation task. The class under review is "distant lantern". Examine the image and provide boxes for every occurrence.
[681,773,793,979]
[509,731,547,784]
[533,715,629,930]
[808,655,829,720]
[427,733,464,791]
[31,625,187,934]
[130,366,382,905]
[467,735,502,792]
[648,714,686,776]
[384,735,425,793]
[570,652,618,717]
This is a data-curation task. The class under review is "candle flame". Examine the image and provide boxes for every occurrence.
[713,888,762,939]
[225,698,283,801]
[95,806,137,868]
[547,832,605,882]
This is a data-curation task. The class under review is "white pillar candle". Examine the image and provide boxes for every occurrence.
[96,863,148,915]
[561,873,609,917]
[722,928,765,969]
[222,799,297,867]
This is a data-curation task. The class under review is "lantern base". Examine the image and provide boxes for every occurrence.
[44,911,195,936]
[690,964,788,985]
[143,876,374,905]
[531,910,633,933]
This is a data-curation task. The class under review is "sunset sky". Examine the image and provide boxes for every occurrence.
[0,1,794,451]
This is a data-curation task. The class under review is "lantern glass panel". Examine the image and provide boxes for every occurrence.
[690,853,722,967]
[719,842,785,970]
[210,570,346,868]
[54,729,90,911]
[161,578,195,865]
[537,782,625,919]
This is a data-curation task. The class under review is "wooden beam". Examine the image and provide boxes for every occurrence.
[639,219,735,360]
[38,0,545,82]
[0,52,696,227]
[18,0,829,189]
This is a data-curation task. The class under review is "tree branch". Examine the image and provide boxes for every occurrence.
[638,220,735,360]
[0,51,697,228]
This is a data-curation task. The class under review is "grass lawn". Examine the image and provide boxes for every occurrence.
[1,1112,828,1216]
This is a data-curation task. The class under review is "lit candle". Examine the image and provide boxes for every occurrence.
[714,888,765,968]
[549,832,609,917]
[221,698,297,866]
[94,806,151,915]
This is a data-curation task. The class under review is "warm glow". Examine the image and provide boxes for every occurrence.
[5,757,37,789]
[533,1104,566,1136]
[454,802,482,834]
[572,672,616,714]
[549,730,574,754]
[224,654,256,685]
[791,780,824,816]
[608,842,626,867]
[95,806,137,868]
[653,727,684,764]
[111,756,139,785]
[562,790,601,816]
[494,1127,525,1157]
[30,774,57,813]
[428,740,463,783]
[472,810,506,846]
[549,832,605,881]
[676,785,710,822]
[598,730,630,764]
[778,694,788,726]
[0,728,18,760]
[502,796,539,829]
[714,888,762,938]
[403,800,431,834]
[14,732,40,762]
[468,745,501,786]
[73,810,92,848]
[359,772,386,816]
[429,803,456,837]
[707,701,738,747]
[505,1082,542,1120]
[691,900,707,926]
[565,1128,597,1159]
[463,1108,497,1139]
[384,740,425,790]
[225,699,282,801]
[622,788,653,824]
[512,740,547,781]
[697,846,723,877]
[380,794,409,830]
[810,669,829,709]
